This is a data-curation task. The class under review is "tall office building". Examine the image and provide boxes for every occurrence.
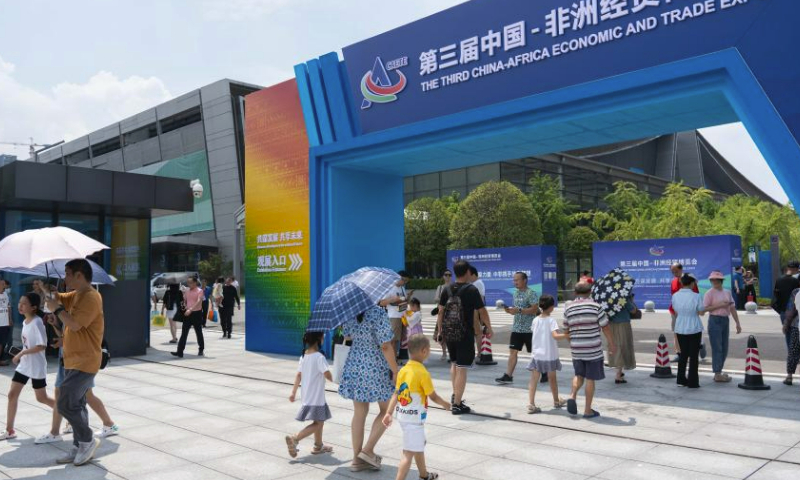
[37,79,260,277]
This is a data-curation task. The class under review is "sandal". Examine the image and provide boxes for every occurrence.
[285,435,298,458]
[357,451,382,469]
[553,398,567,409]
[311,443,333,454]
[583,409,601,419]
[349,462,373,472]
[420,473,439,480]
[527,404,541,414]
[615,379,627,384]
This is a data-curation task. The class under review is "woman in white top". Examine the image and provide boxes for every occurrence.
[0,292,55,440]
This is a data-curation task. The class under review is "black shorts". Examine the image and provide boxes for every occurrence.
[509,332,532,352]
[572,358,606,381]
[446,335,475,368]
[12,371,47,389]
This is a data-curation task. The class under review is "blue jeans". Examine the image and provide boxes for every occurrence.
[708,315,730,373]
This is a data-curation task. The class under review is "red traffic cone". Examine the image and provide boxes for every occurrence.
[476,333,497,366]
[650,333,677,378]
[738,335,771,390]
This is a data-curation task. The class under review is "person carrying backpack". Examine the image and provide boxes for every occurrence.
[435,260,492,415]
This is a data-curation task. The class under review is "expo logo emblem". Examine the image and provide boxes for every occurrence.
[649,246,665,256]
[361,56,408,109]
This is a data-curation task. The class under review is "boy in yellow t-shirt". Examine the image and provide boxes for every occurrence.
[383,334,450,480]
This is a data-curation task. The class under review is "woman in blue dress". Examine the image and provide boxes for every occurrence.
[339,302,398,472]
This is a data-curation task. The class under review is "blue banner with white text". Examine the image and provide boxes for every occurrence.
[592,235,742,309]
[447,245,558,306]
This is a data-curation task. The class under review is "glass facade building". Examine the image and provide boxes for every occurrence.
[35,80,261,279]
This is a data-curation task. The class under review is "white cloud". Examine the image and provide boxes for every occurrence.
[699,123,788,205]
[0,55,171,159]
[201,0,295,21]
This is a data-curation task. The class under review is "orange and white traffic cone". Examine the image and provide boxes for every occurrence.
[476,334,497,366]
[738,335,771,390]
[650,333,676,378]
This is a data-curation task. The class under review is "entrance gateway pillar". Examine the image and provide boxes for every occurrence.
[244,0,800,354]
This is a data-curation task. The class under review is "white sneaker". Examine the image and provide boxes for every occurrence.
[96,424,119,438]
[35,433,62,444]
[63,424,73,434]
[0,430,17,440]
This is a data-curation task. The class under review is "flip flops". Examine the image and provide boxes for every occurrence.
[583,409,601,419]
[553,398,568,409]
[567,398,577,415]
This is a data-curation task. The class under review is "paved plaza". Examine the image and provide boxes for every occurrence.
[1,319,799,480]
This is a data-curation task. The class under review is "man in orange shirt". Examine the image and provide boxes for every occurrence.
[46,259,104,466]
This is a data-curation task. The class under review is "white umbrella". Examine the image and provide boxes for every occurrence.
[0,226,109,269]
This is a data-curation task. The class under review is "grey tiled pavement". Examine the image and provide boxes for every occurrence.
[0,327,799,480]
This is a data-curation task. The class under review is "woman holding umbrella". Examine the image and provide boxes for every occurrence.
[307,267,401,472]
[592,269,638,384]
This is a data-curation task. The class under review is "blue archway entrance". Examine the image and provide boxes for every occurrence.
[245,0,800,354]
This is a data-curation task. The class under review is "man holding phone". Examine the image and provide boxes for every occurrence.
[386,271,413,360]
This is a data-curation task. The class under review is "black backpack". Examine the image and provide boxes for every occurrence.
[441,285,467,342]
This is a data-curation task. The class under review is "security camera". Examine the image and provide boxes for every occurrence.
[190,179,204,199]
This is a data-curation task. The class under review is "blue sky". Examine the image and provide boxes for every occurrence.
[0,0,787,203]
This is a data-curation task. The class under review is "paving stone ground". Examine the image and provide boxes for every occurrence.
[1,325,799,480]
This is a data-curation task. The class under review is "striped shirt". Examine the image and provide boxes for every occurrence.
[563,297,609,361]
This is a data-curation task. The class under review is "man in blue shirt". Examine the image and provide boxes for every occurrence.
[732,267,745,310]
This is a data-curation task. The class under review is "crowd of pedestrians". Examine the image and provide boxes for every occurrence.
[1,260,110,466]
[283,257,800,479]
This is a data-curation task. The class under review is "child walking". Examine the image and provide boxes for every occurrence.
[403,298,424,337]
[383,334,450,480]
[1,292,55,440]
[527,295,569,414]
[286,331,333,458]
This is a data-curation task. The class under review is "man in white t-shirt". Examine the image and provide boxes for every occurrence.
[0,280,12,367]
[385,271,413,359]
[468,266,486,355]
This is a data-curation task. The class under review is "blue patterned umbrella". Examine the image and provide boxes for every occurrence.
[307,267,399,332]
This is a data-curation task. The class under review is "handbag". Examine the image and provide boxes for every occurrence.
[333,342,350,384]
[151,314,166,327]
[630,302,642,320]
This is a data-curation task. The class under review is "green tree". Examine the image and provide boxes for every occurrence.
[198,253,232,283]
[572,181,655,240]
[527,172,575,250]
[563,226,600,252]
[651,183,713,238]
[449,181,543,249]
[404,197,454,276]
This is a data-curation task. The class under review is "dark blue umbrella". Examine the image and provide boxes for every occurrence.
[1,258,116,285]
[307,267,399,332]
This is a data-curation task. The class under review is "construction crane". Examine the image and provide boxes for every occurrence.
[0,138,61,161]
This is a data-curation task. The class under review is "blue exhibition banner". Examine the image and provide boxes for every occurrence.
[341,0,770,134]
[592,235,742,309]
[447,245,557,306]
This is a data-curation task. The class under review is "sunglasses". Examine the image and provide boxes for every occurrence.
[444,273,452,277]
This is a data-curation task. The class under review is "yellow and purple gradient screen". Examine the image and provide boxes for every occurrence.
[244,79,311,354]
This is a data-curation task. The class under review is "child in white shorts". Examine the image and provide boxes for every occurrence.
[383,334,450,480]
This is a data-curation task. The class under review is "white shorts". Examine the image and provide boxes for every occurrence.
[400,422,426,452]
